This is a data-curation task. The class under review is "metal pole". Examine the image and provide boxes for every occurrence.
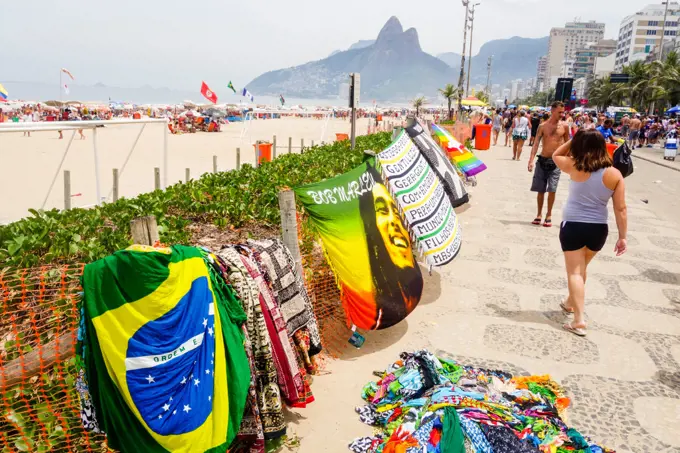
[154,167,161,190]
[457,0,470,113]
[236,147,241,170]
[162,119,168,189]
[93,127,102,205]
[273,135,277,159]
[105,123,146,201]
[485,55,493,100]
[63,170,71,210]
[651,0,671,115]
[466,4,479,96]
[288,137,292,154]
[213,155,218,173]
[185,168,190,182]
[41,130,76,210]
[301,138,304,152]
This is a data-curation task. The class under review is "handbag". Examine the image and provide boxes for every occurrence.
[612,142,634,178]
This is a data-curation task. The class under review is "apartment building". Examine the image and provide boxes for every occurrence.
[615,2,680,69]
[546,21,605,85]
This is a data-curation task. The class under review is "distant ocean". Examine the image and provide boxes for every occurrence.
[3,81,411,109]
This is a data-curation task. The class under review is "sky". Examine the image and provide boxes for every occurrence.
[2,0,645,92]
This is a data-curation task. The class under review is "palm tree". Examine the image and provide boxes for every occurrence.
[476,91,490,104]
[412,96,426,117]
[438,84,458,120]
[615,61,651,110]
[649,52,680,110]
[588,77,620,111]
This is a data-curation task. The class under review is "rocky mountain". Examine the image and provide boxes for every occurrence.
[437,36,549,88]
[348,40,375,51]
[247,17,455,101]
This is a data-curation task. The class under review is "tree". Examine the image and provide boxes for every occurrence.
[412,96,426,116]
[588,77,621,111]
[438,84,458,120]
[476,91,490,104]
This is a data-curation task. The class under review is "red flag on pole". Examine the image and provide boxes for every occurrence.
[200,81,218,104]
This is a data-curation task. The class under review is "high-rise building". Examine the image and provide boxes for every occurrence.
[536,56,548,89]
[510,79,522,101]
[573,39,617,80]
[546,21,606,86]
[615,2,680,69]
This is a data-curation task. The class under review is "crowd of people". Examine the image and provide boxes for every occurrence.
[481,106,670,152]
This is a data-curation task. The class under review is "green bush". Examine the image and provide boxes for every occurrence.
[0,133,393,268]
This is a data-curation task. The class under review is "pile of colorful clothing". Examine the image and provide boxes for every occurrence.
[77,239,321,453]
[349,350,613,453]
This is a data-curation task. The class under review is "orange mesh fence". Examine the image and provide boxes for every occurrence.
[0,264,109,453]
[296,212,352,359]
[0,235,346,451]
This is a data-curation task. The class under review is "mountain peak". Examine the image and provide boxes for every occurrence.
[376,16,403,44]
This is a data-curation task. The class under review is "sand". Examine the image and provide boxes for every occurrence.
[0,117,381,224]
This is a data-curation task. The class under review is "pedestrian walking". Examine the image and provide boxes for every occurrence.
[512,110,530,160]
[552,129,628,337]
[529,111,541,146]
[492,109,502,146]
[528,101,570,228]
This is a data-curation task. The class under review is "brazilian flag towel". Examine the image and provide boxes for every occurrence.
[81,245,250,453]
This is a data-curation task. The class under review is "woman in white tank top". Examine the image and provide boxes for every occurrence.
[552,130,628,337]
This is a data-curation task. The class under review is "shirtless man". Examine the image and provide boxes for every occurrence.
[629,114,642,149]
[528,101,570,228]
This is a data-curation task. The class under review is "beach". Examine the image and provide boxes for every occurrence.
[0,117,379,224]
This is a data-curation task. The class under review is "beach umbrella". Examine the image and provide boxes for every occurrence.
[461,96,488,107]
[519,105,530,110]
[508,104,517,109]
[666,106,680,115]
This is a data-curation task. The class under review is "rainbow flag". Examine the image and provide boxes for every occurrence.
[431,124,487,177]
[0,83,8,102]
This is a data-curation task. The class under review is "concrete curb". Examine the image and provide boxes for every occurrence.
[632,153,680,173]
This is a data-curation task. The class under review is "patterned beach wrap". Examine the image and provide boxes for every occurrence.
[295,158,423,330]
[81,245,250,453]
[378,130,462,267]
[405,122,470,207]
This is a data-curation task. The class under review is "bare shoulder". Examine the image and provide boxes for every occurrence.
[603,166,623,190]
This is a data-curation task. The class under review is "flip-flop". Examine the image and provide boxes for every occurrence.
[563,322,587,337]
[543,219,552,228]
[560,302,574,315]
[532,218,542,225]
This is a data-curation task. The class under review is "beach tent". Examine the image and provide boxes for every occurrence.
[461,96,488,107]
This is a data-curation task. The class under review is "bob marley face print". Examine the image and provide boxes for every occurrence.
[372,183,414,270]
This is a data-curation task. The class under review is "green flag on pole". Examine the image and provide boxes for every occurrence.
[228,81,237,94]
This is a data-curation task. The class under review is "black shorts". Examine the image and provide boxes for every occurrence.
[559,221,609,252]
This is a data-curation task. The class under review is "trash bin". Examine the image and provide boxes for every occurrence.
[254,141,273,165]
[606,143,618,159]
[336,133,349,141]
[474,123,492,150]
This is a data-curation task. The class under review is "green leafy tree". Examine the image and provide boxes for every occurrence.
[438,84,458,120]
[476,91,490,104]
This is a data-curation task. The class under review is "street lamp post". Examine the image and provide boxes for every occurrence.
[651,0,671,115]
[485,55,493,101]
[466,3,481,97]
[456,0,470,114]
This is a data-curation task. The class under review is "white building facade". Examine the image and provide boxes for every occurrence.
[615,2,680,70]
[546,21,605,86]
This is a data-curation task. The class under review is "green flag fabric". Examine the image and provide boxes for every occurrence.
[228,81,237,94]
[81,244,250,453]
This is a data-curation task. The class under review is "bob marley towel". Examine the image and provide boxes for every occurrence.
[294,158,423,331]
